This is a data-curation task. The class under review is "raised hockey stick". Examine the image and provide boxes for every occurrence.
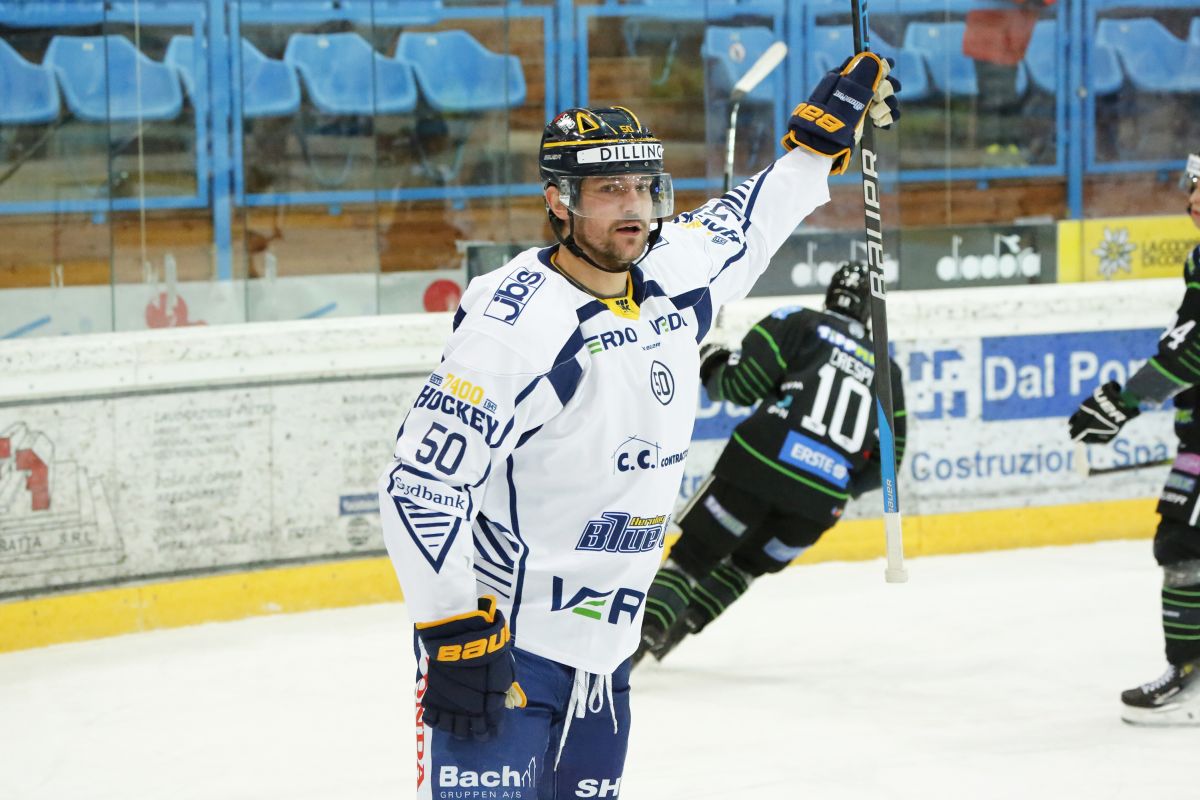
[723,41,788,193]
[851,0,906,584]
[1073,443,1171,477]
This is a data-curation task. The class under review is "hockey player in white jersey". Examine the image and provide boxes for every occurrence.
[379,53,901,798]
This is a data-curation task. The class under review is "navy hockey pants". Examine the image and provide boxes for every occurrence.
[415,645,631,799]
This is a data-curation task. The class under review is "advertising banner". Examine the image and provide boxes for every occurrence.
[751,222,1054,297]
[0,284,1181,600]
[1058,215,1199,282]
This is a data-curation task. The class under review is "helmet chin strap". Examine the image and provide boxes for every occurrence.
[549,209,663,274]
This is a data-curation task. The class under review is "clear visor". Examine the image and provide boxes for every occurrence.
[554,173,674,220]
[1182,153,1200,192]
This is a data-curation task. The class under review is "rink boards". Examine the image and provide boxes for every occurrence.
[0,280,1181,651]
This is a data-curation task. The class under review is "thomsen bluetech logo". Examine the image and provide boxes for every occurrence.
[576,511,668,553]
[778,431,850,488]
[484,268,545,325]
[551,576,645,625]
[908,347,969,420]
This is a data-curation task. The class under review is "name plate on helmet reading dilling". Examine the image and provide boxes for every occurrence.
[575,144,663,165]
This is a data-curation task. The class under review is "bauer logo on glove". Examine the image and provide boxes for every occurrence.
[782,51,901,175]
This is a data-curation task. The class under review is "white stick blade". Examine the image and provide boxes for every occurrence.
[731,42,788,101]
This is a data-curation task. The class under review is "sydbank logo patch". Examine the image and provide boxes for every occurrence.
[484,268,545,325]
[551,576,645,625]
[388,466,466,571]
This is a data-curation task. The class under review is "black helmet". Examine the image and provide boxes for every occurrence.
[540,106,666,182]
[825,262,871,325]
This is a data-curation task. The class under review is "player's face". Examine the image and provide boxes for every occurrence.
[1189,181,1200,229]
[572,176,654,268]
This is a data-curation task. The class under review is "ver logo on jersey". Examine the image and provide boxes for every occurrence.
[551,576,645,625]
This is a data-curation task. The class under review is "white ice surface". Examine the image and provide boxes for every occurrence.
[2,540,1197,800]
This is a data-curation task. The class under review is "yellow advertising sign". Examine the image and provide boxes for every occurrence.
[1057,215,1199,283]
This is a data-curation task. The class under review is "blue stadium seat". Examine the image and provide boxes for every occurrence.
[1190,18,1200,46]
[1090,43,1124,96]
[395,31,525,113]
[167,36,301,118]
[810,26,930,103]
[0,39,61,124]
[44,35,183,122]
[702,26,780,105]
[164,37,202,107]
[1025,20,1059,94]
[284,33,417,115]
[903,22,980,97]
[1096,18,1200,93]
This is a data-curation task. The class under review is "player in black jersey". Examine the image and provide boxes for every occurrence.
[1069,152,1200,726]
[635,262,906,665]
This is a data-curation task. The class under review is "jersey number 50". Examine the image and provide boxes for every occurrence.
[414,422,468,475]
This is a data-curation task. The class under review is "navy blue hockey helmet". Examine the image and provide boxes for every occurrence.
[825,262,871,325]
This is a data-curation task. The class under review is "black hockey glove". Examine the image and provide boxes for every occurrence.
[699,343,732,386]
[781,52,900,175]
[1069,381,1140,444]
[416,595,526,741]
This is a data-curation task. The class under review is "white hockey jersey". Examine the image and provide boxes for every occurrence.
[379,148,832,674]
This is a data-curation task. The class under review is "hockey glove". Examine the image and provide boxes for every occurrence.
[416,595,526,741]
[1069,381,1140,444]
[699,343,732,387]
[781,52,901,175]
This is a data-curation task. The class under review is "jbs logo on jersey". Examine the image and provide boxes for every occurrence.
[576,511,668,553]
[587,326,638,355]
[415,382,502,445]
[551,576,645,625]
[576,777,622,798]
[485,268,545,325]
